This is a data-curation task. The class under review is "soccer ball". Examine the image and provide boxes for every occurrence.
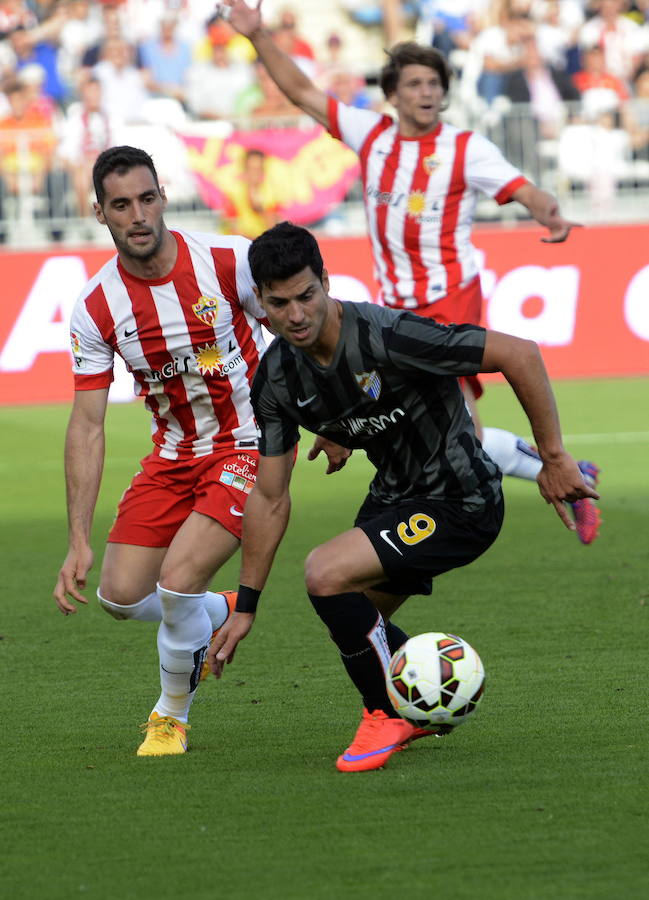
[386,632,485,728]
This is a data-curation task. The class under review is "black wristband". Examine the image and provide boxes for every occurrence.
[235,585,261,614]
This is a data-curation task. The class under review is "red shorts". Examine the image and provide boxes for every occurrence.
[415,276,484,400]
[108,448,259,548]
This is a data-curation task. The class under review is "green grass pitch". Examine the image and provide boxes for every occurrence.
[1,377,647,900]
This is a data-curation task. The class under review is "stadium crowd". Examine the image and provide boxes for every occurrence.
[0,0,648,238]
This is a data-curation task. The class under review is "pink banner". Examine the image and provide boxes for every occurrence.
[179,126,360,224]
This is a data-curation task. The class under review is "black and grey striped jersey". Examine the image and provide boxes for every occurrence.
[251,301,502,510]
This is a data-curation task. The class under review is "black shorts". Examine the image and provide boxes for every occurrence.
[354,493,505,597]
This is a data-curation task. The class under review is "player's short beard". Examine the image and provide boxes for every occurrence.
[111,221,164,262]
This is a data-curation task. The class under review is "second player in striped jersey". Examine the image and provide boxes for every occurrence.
[223,0,600,545]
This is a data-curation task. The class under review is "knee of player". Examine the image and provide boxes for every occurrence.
[304,547,345,596]
[157,564,203,596]
[97,587,133,620]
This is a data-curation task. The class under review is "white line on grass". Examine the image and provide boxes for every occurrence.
[560,431,649,444]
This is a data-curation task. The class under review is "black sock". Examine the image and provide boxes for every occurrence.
[309,591,398,717]
[385,620,409,654]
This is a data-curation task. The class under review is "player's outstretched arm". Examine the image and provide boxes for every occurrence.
[221,0,330,127]
[307,435,352,474]
[512,183,581,243]
[208,448,295,677]
[480,331,599,529]
[53,388,109,614]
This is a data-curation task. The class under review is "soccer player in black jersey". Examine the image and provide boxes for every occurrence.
[207,222,599,773]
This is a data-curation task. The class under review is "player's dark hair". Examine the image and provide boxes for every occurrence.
[379,42,451,97]
[92,145,160,207]
[248,221,324,289]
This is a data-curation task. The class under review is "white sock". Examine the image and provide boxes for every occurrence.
[482,427,543,481]
[98,589,230,629]
[204,591,231,631]
[153,584,212,723]
[97,590,161,621]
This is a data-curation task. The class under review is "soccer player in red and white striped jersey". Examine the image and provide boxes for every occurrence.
[53,146,272,755]
[223,0,600,545]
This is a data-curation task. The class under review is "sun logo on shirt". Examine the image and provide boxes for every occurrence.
[406,191,427,219]
[195,342,222,375]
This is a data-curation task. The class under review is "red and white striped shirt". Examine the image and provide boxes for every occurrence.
[69,230,267,460]
[327,98,528,310]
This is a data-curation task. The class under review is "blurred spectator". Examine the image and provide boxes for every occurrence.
[0,77,56,197]
[119,0,219,45]
[8,24,67,105]
[92,36,150,124]
[58,0,103,90]
[272,21,316,79]
[469,7,536,103]
[0,32,15,90]
[57,75,111,217]
[533,0,584,73]
[324,66,374,109]
[80,4,137,71]
[317,31,366,88]
[504,34,581,136]
[420,0,484,66]
[222,148,280,238]
[276,7,315,61]
[235,57,300,119]
[343,0,422,43]
[579,0,649,83]
[622,66,649,158]
[16,60,57,116]
[573,44,629,116]
[559,108,632,210]
[184,22,253,119]
[139,12,192,104]
[0,0,37,33]
[322,32,345,68]
[193,13,256,64]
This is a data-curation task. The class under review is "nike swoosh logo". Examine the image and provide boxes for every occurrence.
[124,327,138,337]
[230,505,244,517]
[379,529,403,556]
[342,742,400,761]
[297,395,317,408]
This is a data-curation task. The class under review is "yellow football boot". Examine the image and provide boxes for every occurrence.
[137,712,190,756]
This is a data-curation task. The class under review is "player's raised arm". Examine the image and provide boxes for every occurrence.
[480,330,599,528]
[208,447,295,676]
[511,182,581,243]
[222,0,330,127]
[53,387,109,614]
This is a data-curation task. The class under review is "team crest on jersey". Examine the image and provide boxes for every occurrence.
[192,296,218,326]
[355,370,381,400]
[195,342,223,375]
[423,153,440,174]
[70,331,83,367]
